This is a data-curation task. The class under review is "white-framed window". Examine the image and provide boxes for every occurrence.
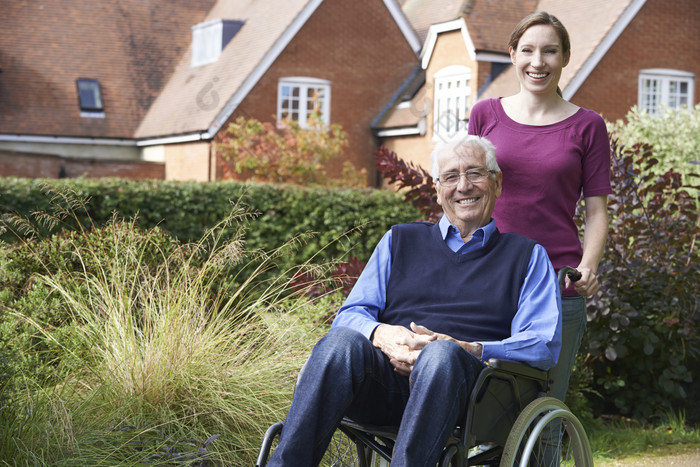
[277,77,331,128]
[638,69,695,115]
[433,65,471,139]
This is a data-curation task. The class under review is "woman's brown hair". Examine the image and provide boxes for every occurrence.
[508,11,571,56]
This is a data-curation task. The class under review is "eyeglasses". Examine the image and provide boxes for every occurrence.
[437,168,497,186]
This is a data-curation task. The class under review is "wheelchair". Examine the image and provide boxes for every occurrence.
[256,267,593,466]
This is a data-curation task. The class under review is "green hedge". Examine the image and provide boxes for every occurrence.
[0,177,422,268]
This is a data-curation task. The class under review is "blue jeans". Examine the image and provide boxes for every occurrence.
[268,326,485,466]
[549,295,587,402]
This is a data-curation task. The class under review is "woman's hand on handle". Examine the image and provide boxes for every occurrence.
[566,267,599,297]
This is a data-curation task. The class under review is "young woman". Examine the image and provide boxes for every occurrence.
[467,11,612,405]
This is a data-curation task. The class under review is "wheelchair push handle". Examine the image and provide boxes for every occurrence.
[557,266,582,290]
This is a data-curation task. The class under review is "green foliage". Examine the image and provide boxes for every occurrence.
[216,114,367,187]
[375,145,441,221]
[0,187,336,465]
[581,141,699,421]
[607,104,700,181]
[0,219,182,399]
[0,178,421,271]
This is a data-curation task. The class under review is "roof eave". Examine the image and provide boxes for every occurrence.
[375,125,424,138]
[383,0,423,55]
[421,18,475,69]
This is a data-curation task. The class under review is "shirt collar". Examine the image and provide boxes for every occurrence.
[438,215,497,246]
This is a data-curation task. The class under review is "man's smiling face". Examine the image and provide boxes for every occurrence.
[436,142,502,241]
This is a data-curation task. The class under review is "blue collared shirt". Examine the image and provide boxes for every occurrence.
[331,217,562,370]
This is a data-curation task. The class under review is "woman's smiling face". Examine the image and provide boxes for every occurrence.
[509,24,570,95]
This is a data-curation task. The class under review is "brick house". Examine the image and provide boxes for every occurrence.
[1,0,697,183]
[376,0,700,171]
[0,0,420,183]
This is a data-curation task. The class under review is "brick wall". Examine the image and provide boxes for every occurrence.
[223,0,420,186]
[0,151,164,180]
[572,0,700,121]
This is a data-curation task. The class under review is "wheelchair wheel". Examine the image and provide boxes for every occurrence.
[500,397,593,467]
[321,428,390,466]
[321,429,360,466]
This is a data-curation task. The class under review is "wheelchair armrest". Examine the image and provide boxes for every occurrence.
[486,358,548,383]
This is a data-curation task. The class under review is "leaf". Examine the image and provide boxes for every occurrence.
[605,344,618,361]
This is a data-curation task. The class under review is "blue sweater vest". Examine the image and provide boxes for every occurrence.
[381,222,536,343]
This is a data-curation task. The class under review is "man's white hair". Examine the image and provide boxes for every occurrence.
[429,132,500,183]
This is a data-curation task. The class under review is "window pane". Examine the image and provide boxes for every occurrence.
[668,80,679,108]
[77,79,103,111]
[679,81,690,107]
[665,79,691,109]
[641,78,659,114]
[456,96,461,130]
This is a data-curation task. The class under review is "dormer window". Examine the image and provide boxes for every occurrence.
[76,78,104,118]
[191,19,244,67]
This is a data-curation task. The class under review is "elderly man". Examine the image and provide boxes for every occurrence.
[268,134,562,466]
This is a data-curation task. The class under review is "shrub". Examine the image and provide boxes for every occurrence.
[375,145,441,222]
[215,114,367,187]
[582,141,699,421]
[0,178,421,270]
[607,104,700,181]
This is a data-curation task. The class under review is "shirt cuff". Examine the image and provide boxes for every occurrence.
[479,341,505,363]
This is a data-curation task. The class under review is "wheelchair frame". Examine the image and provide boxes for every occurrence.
[256,267,593,466]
